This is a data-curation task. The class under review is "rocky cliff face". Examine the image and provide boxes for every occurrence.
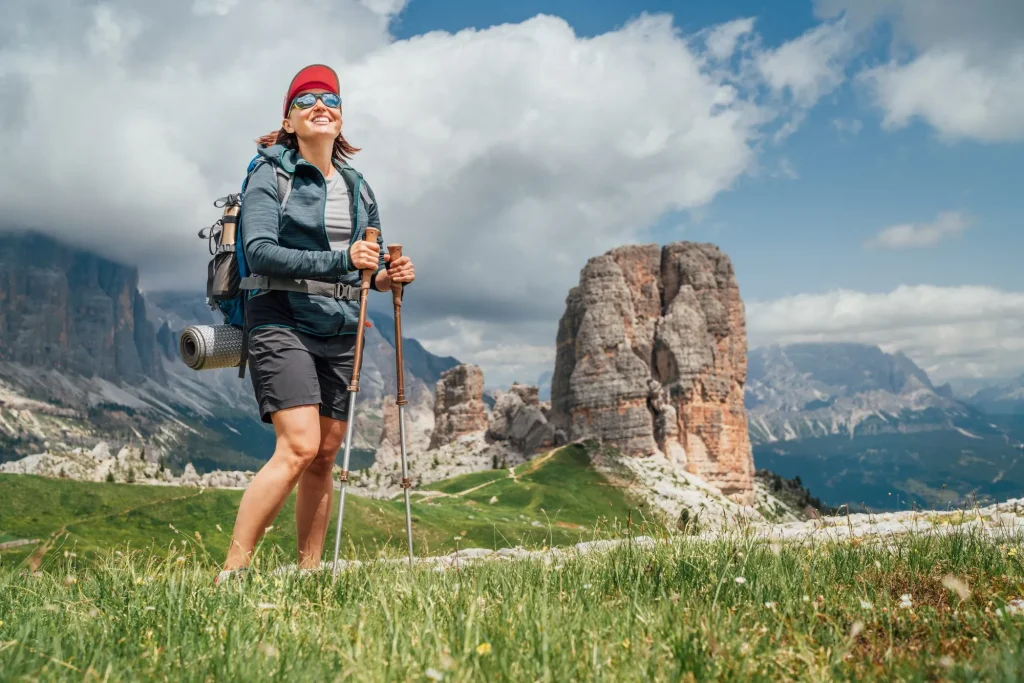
[550,241,754,504]
[0,232,164,387]
[429,364,489,449]
[0,232,461,473]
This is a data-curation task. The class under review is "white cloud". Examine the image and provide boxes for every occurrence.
[191,0,241,17]
[359,0,409,18]
[0,3,852,388]
[703,17,756,61]
[816,0,1024,142]
[748,19,854,143]
[755,19,853,107]
[747,284,1024,380]
[864,210,973,249]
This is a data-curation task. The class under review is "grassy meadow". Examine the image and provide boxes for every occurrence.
[5,443,1024,680]
[0,444,653,570]
[2,524,1024,680]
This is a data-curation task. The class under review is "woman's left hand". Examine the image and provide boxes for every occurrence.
[384,253,415,284]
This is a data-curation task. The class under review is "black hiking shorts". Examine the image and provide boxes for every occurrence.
[247,325,356,424]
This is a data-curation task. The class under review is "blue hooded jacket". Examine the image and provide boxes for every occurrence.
[239,143,387,337]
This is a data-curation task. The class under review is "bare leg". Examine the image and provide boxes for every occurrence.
[223,405,321,571]
[296,416,347,568]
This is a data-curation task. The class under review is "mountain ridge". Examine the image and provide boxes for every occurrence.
[0,232,460,474]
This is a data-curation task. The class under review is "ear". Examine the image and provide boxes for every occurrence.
[281,117,295,134]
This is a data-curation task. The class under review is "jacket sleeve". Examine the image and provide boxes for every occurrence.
[241,162,353,278]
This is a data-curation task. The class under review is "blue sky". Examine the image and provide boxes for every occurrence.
[2,0,1021,386]
[386,0,1024,384]
[393,0,1023,302]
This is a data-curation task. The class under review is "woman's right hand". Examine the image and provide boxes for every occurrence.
[348,240,380,271]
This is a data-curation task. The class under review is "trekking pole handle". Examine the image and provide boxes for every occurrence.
[349,227,379,393]
[387,244,406,405]
[360,228,380,292]
[387,244,404,299]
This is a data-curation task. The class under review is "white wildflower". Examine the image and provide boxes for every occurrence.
[425,668,444,681]
[734,576,746,585]
[899,594,913,609]
[859,600,873,610]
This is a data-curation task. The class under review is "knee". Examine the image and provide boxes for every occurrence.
[304,447,338,478]
[278,434,321,474]
[305,421,346,477]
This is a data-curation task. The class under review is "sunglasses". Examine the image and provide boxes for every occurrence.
[289,91,342,111]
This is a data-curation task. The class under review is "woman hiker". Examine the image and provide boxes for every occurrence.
[218,64,415,580]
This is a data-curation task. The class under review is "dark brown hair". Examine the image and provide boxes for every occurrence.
[256,127,361,161]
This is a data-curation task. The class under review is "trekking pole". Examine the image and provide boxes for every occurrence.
[388,243,415,568]
[332,227,379,579]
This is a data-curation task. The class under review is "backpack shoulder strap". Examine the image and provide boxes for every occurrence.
[275,168,293,209]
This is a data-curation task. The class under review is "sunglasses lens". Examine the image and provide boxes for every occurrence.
[322,93,341,108]
[292,93,317,109]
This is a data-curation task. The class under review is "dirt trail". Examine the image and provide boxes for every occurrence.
[408,448,561,501]
[24,489,207,570]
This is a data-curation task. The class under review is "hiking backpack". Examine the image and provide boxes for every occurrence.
[201,155,266,328]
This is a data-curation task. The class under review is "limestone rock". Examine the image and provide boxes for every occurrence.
[486,383,555,455]
[429,364,488,449]
[551,241,755,504]
[178,463,201,487]
[0,231,165,385]
[355,382,436,493]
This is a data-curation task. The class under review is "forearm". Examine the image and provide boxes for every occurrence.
[247,239,351,279]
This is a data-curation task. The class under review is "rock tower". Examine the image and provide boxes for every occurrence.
[550,241,755,504]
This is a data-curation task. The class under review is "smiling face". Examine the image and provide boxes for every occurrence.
[281,88,342,143]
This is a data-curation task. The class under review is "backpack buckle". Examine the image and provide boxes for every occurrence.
[333,283,356,300]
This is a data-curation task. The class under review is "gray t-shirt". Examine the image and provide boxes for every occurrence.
[324,170,351,251]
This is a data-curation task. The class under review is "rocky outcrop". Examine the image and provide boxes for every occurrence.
[551,241,754,504]
[354,368,540,499]
[357,389,436,490]
[486,383,555,455]
[0,231,165,387]
[0,441,255,488]
[429,364,488,449]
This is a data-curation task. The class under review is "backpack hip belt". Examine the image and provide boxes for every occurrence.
[240,275,359,300]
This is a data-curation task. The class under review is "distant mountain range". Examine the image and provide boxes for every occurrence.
[0,231,458,474]
[747,342,1024,512]
[4,231,1023,515]
[967,376,1024,415]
